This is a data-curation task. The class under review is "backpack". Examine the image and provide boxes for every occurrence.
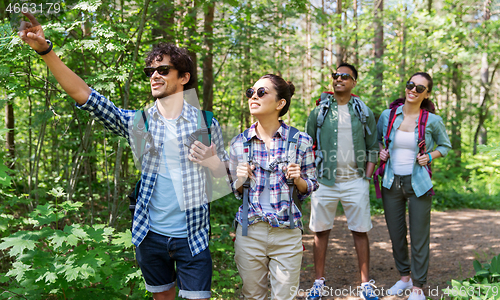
[239,126,301,236]
[373,104,433,198]
[314,92,372,178]
[127,109,213,225]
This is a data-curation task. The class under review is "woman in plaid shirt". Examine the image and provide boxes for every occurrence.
[229,74,318,300]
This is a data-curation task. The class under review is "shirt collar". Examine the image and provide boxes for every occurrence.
[246,120,288,142]
[396,104,404,115]
[332,95,355,105]
[150,99,197,123]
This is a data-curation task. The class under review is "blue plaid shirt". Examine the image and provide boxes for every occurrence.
[229,121,318,229]
[78,88,229,256]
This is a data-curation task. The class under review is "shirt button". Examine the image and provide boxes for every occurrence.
[149,185,153,188]
[334,143,337,145]
[334,129,337,132]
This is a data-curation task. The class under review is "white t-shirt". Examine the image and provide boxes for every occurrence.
[391,130,417,176]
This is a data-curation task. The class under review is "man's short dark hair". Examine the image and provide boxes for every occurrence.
[145,43,195,90]
[337,62,358,80]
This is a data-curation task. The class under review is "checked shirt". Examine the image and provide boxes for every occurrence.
[78,88,229,256]
[228,121,318,229]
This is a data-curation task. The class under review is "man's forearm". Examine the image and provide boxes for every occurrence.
[209,159,228,178]
[365,162,376,178]
[40,50,91,105]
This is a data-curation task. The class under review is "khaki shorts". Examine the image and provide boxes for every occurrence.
[309,177,373,233]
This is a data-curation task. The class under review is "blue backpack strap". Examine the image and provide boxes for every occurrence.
[286,126,300,229]
[241,128,252,236]
[197,110,213,146]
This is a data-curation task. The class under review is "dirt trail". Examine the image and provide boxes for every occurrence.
[298,209,500,299]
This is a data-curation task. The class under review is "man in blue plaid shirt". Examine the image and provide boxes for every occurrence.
[20,12,228,300]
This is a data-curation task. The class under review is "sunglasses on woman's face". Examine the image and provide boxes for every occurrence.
[246,87,268,98]
[332,73,355,81]
[143,65,173,77]
[406,81,428,93]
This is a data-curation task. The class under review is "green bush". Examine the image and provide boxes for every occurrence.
[209,194,242,299]
[442,253,500,299]
[0,190,146,300]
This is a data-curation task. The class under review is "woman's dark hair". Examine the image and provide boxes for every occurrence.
[409,72,435,113]
[145,43,195,90]
[260,74,295,117]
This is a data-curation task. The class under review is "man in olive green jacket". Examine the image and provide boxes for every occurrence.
[305,63,379,300]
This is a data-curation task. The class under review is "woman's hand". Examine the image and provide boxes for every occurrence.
[236,162,255,184]
[379,149,390,162]
[416,153,431,166]
[284,163,301,185]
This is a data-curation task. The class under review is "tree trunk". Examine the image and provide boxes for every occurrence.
[353,0,359,66]
[398,5,407,98]
[151,0,175,41]
[320,0,325,84]
[109,0,151,228]
[187,0,200,98]
[202,1,215,112]
[473,0,492,155]
[306,6,312,111]
[373,0,384,101]
[5,101,15,169]
[336,0,343,66]
[451,63,462,166]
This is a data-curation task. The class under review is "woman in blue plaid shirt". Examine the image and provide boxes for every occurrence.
[229,74,318,300]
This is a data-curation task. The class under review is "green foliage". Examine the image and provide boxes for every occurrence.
[443,253,500,299]
[209,194,242,299]
[431,153,500,211]
[1,0,500,298]
[479,143,500,160]
[0,193,146,299]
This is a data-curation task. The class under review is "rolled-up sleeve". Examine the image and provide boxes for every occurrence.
[297,133,319,201]
[211,117,229,162]
[366,108,379,163]
[77,88,135,138]
[432,116,452,157]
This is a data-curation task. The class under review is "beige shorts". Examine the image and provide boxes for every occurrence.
[234,222,303,300]
[309,177,373,233]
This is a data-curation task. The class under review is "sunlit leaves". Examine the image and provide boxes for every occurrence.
[72,0,103,12]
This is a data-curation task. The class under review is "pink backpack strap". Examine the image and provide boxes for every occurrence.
[374,107,398,198]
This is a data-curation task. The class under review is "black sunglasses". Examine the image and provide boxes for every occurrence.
[246,87,268,98]
[332,73,355,81]
[406,81,428,93]
[143,65,173,77]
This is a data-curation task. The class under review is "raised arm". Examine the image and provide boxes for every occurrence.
[19,12,91,105]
